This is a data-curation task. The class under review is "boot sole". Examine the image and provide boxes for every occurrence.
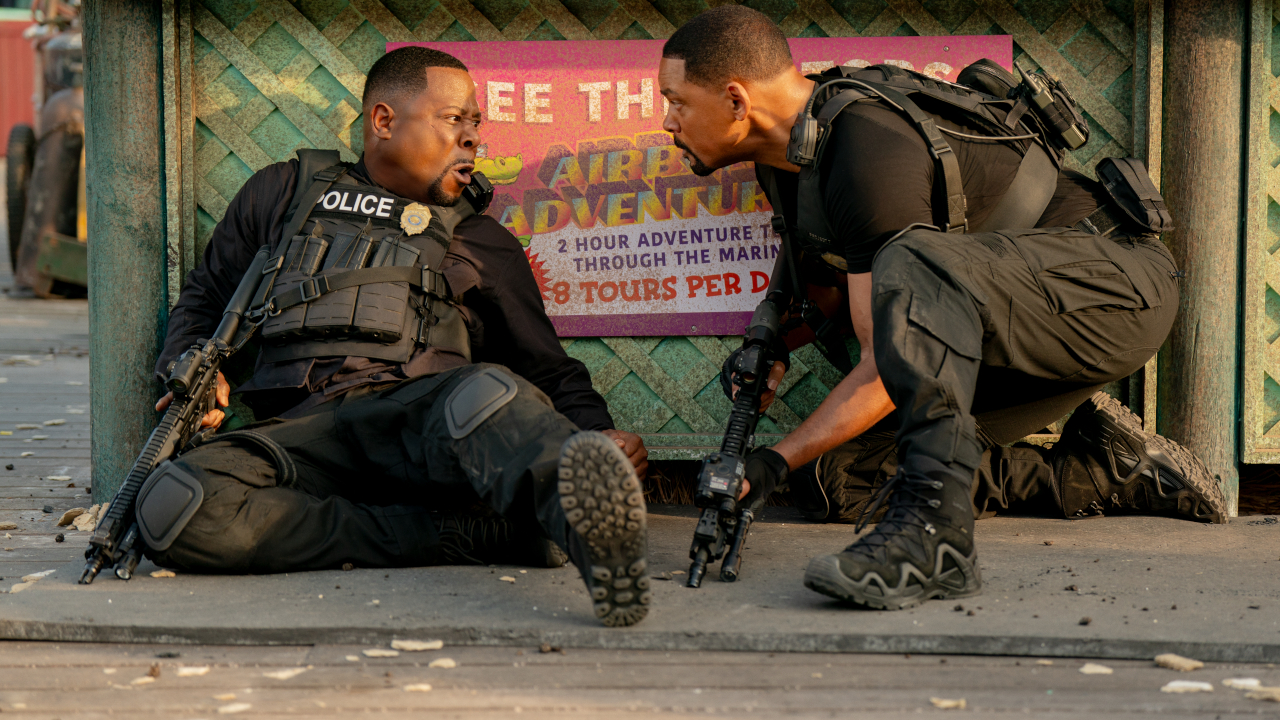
[803,545,982,611]
[558,432,651,627]
[1084,393,1226,523]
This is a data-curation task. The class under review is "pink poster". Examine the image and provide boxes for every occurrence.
[388,37,1012,336]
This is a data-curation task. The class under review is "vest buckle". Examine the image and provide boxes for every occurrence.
[299,277,326,303]
[262,255,284,275]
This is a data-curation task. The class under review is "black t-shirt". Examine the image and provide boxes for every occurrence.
[772,101,1108,274]
[157,157,614,431]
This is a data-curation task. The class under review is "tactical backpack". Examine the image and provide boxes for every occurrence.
[755,58,1169,373]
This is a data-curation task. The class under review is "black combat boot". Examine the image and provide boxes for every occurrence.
[556,431,651,627]
[1050,392,1226,523]
[803,457,981,610]
[435,512,569,568]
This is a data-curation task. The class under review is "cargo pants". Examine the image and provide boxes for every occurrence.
[148,363,580,573]
[803,227,1179,521]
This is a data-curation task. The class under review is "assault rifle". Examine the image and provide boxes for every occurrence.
[79,247,271,584]
[686,229,792,588]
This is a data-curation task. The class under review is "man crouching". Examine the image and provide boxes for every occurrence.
[141,47,652,627]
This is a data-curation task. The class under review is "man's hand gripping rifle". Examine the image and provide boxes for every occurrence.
[79,247,272,584]
[686,223,792,588]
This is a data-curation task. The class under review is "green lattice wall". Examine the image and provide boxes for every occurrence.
[160,0,1152,457]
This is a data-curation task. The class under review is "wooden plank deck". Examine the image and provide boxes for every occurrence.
[0,641,1276,718]
[1,162,93,583]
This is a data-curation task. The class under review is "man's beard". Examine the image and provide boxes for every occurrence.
[672,136,716,177]
[425,160,469,206]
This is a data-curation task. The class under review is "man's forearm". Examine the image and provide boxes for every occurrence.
[770,356,894,470]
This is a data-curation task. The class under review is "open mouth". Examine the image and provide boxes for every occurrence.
[451,163,474,185]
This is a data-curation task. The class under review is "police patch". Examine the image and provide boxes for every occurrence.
[317,188,398,219]
[400,203,432,236]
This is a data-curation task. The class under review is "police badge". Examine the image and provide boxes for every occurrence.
[400,202,433,236]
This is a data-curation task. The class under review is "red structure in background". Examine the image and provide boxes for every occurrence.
[1,18,36,157]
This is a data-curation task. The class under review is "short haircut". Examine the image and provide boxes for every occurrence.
[662,6,793,88]
[363,46,468,107]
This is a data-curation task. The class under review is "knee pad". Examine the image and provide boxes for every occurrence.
[444,367,519,439]
[135,461,204,551]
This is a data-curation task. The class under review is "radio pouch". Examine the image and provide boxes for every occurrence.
[1095,157,1174,234]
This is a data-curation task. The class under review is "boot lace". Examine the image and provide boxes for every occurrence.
[850,472,945,554]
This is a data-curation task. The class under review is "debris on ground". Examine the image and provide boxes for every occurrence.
[391,639,444,651]
[0,522,17,531]
[41,505,53,513]
[499,575,516,583]
[147,663,161,677]
[150,569,176,578]
[57,508,85,526]
[9,582,33,594]
[42,419,65,426]
[1154,653,1203,672]
[1079,663,1113,675]
[71,505,101,532]
[540,644,565,654]
[362,649,399,658]
[14,423,39,430]
[1161,680,1214,693]
[216,702,252,714]
[1035,660,1053,666]
[2,356,42,366]
[54,533,63,542]
[345,656,360,662]
[1078,617,1092,626]
[20,452,33,457]
[177,666,210,677]
[21,570,55,582]
[428,658,457,669]
[404,683,433,692]
[46,475,71,482]
[262,667,308,680]
[1246,687,1280,702]
[1223,678,1261,689]
[929,698,966,709]
[129,676,155,686]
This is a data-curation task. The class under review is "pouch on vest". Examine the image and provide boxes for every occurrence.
[1095,157,1173,234]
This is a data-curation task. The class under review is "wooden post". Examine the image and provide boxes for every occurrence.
[1158,0,1244,514]
[83,0,168,502]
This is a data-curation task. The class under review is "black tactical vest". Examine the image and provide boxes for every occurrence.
[250,150,490,366]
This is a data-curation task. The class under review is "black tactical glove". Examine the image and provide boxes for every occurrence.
[742,447,789,509]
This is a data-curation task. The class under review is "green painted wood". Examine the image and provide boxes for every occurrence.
[84,0,169,503]
[1157,0,1244,513]
[1242,0,1280,464]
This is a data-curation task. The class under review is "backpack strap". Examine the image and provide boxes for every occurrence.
[972,142,1058,232]
[858,82,968,233]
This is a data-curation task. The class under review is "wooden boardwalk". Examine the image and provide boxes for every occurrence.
[0,641,1277,718]
[5,162,1280,717]
[0,178,92,584]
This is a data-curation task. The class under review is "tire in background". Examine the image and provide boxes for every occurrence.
[5,124,36,274]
